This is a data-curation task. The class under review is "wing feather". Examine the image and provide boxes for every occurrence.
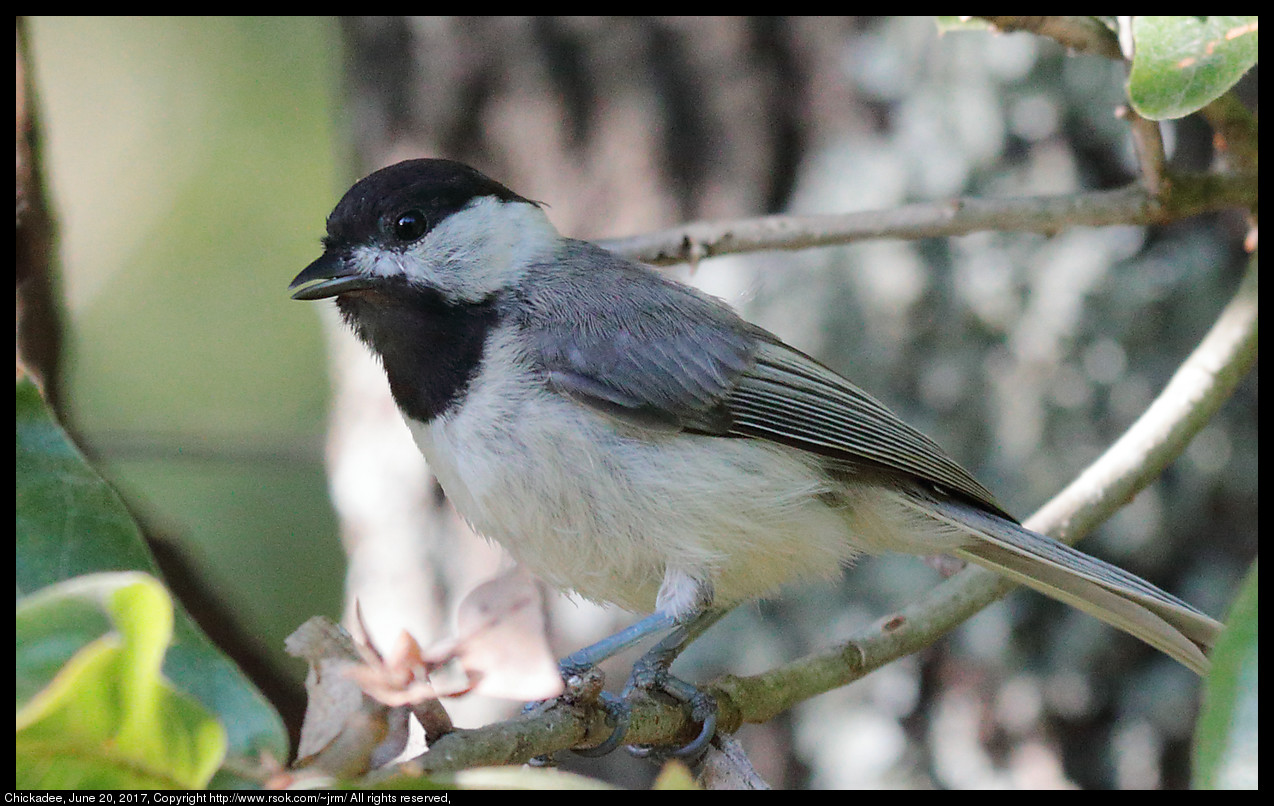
[729,343,1004,514]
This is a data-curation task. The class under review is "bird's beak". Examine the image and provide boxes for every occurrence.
[289,253,379,300]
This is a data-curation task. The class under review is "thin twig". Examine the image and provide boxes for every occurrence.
[600,174,1256,267]
[1121,105,1169,197]
[713,254,1258,731]
[978,16,1124,60]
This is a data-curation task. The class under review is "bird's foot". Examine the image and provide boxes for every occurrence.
[621,656,717,763]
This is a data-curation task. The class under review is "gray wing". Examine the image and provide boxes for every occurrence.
[518,241,753,434]
[518,240,1003,514]
[729,341,1004,514]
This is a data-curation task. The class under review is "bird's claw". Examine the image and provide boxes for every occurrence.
[571,692,632,757]
[543,662,718,762]
[623,665,718,763]
[549,608,727,762]
[626,687,717,763]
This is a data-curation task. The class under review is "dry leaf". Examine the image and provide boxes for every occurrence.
[285,617,415,775]
[451,566,564,701]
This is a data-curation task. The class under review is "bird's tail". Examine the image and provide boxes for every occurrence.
[922,497,1223,675]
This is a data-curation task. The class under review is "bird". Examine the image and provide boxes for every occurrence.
[290,158,1223,755]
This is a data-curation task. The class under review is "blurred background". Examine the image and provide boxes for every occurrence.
[23,16,1255,789]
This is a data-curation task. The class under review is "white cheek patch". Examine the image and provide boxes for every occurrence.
[392,198,560,303]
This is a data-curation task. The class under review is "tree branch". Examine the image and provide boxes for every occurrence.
[713,253,1258,734]
[978,16,1124,60]
[599,174,1257,267]
[1122,105,1168,196]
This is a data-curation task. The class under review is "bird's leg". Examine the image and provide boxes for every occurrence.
[557,572,728,759]
[548,611,677,758]
[623,607,729,761]
[559,611,677,677]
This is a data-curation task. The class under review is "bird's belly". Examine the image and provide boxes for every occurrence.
[407,389,860,613]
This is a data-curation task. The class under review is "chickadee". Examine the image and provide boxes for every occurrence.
[292,159,1221,747]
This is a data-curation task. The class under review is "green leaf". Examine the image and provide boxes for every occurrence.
[15,378,289,775]
[17,572,228,789]
[1128,16,1258,120]
[16,380,159,584]
[1193,561,1258,789]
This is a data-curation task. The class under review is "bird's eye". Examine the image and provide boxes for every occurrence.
[391,210,428,242]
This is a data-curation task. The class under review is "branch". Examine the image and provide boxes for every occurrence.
[978,16,1124,60]
[599,174,1257,267]
[1121,105,1168,196]
[713,253,1258,732]
[387,685,710,775]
